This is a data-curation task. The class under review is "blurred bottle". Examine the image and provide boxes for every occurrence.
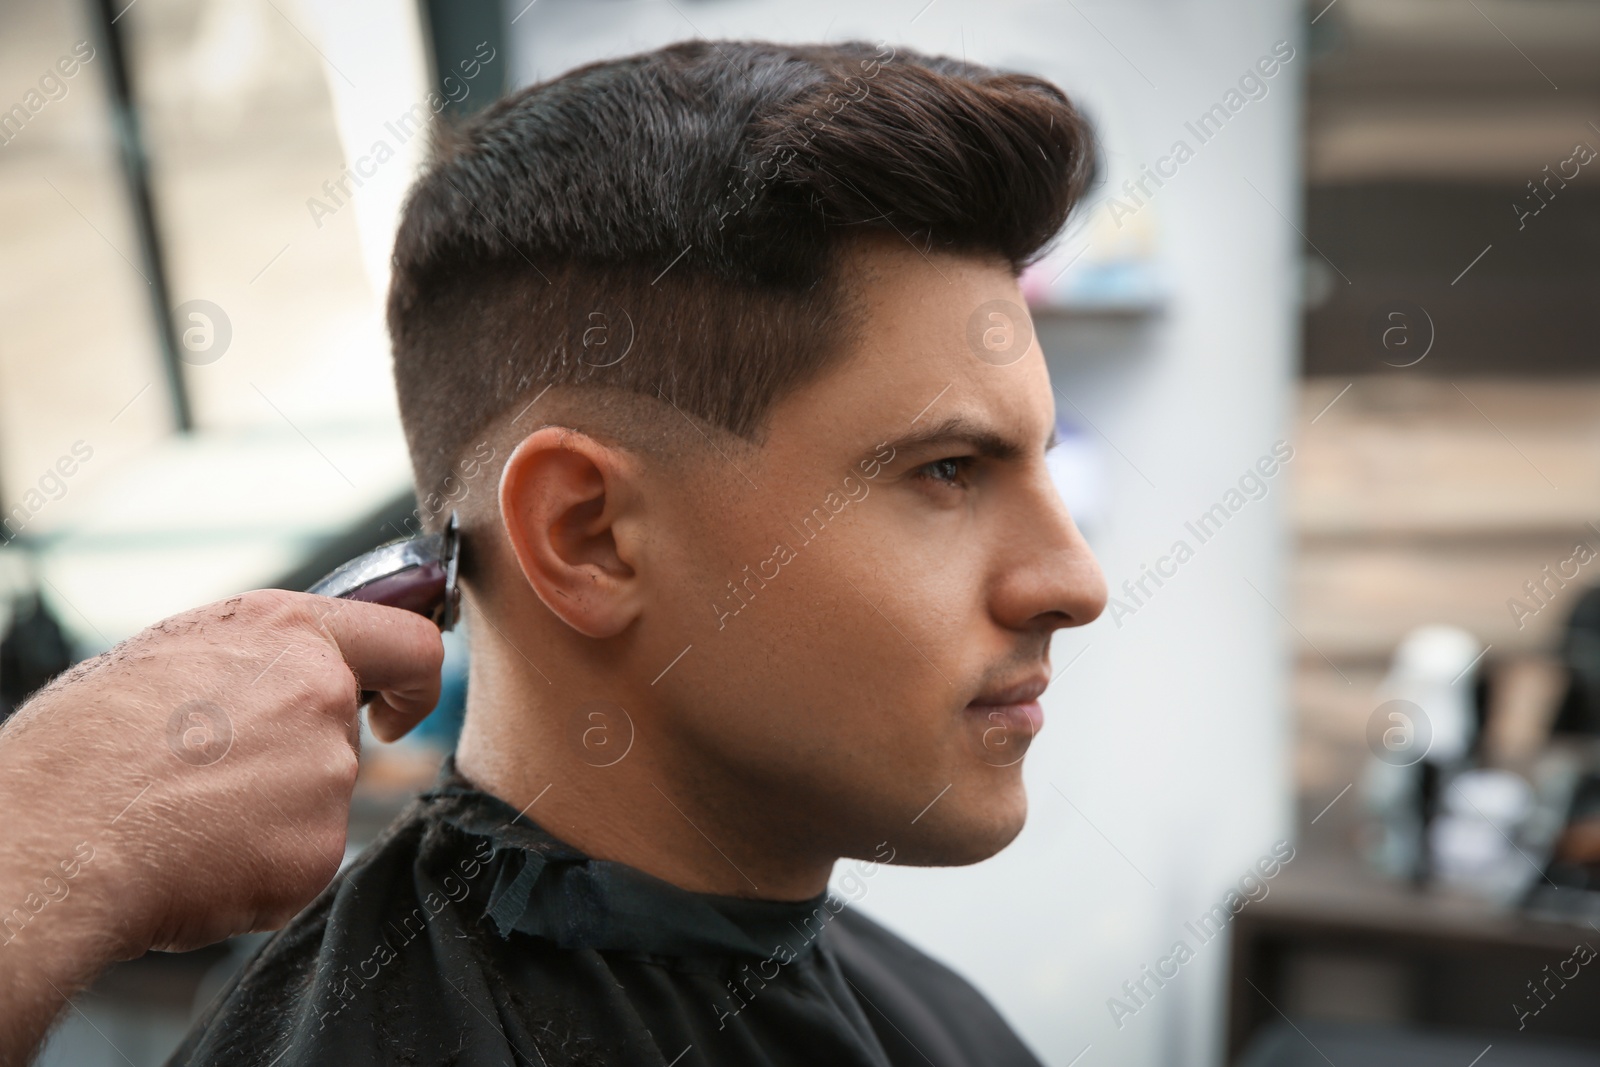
[1361,625,1498,886]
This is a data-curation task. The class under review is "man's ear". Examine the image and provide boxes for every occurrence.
[498,426,644,638]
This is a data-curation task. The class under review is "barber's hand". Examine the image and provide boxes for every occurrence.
[0,589,443,1041]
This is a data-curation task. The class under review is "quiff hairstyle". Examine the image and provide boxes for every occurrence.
[388,39,1096,510]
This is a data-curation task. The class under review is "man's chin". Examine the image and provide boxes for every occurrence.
[873,792,1029,868]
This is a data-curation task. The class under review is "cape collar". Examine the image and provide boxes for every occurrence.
[418,757,840,961]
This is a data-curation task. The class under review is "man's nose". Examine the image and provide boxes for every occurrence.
[990,471,1107,635]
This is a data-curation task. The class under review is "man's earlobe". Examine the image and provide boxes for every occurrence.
[498,428,643,638]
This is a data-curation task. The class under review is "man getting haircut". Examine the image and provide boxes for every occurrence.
[170,38,1106,1067]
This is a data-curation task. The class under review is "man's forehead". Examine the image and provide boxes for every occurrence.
[771,356,1056,469]
[760,238,1056,461]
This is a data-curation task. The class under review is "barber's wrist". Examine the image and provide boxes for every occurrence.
[0,741,151,989]
[0,806,133,1066]
[0,857,124,987]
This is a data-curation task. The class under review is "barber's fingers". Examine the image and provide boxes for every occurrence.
[303,595,445,733]
[365,693,429,743]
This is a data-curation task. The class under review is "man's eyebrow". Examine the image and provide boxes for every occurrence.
[878,414,1054,462]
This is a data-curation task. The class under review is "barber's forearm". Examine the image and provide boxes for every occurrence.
[0,796,132,1067]
[0,913,122,1067]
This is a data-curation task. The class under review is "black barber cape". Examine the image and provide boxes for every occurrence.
[168,759,1045,1067]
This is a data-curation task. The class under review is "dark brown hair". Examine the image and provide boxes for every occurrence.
[388,39,1095,508]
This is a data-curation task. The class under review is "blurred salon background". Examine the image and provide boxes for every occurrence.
[3,0,1600,1064]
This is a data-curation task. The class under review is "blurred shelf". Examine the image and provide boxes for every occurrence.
[1228,846,1600,1061]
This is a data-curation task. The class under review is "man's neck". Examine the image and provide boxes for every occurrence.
[453,642,835,902]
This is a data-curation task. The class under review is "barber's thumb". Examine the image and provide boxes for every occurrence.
[362,629,445,742]
[316,599,445,740]
[367,687,440,742]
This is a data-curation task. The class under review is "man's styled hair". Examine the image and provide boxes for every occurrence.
[388,39,1096,510]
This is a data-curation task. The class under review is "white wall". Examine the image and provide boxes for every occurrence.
[505,3,1302,1064]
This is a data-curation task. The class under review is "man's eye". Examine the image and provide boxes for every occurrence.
[917,457,972,487]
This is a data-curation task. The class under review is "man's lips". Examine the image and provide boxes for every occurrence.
[964,673,1050,736]
[969,675,1049,707]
